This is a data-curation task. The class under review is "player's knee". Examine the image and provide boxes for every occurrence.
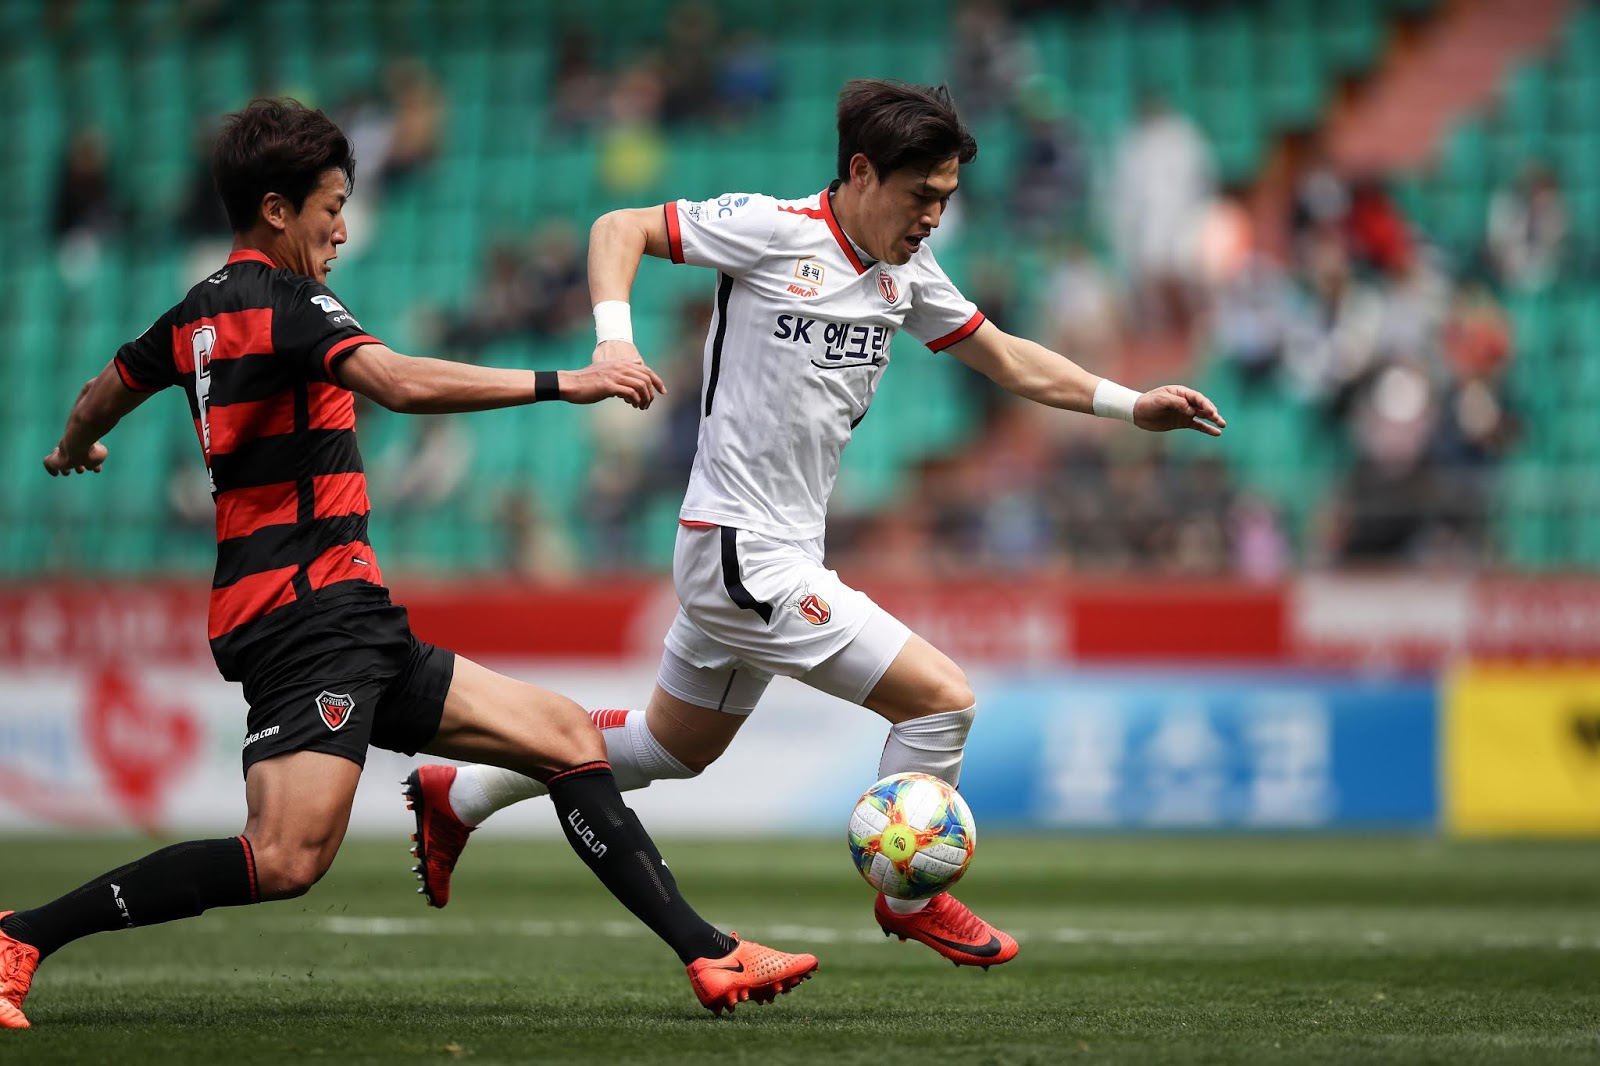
[253,842,335,901]
[543,694,607,769]
[920,664,974,717]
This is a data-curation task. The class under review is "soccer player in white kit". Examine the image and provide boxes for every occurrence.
[404,81,1225,969]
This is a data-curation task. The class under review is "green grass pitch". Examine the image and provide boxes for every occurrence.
[2,835,1598,1064]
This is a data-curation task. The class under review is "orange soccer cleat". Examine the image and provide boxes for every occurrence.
[684,935,818,1015]
[402,765,476,909]
[874,891,1019,969]
[0,912,40,1030]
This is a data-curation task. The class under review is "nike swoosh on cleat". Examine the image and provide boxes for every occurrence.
[921,932,1006,958]
[711,961,745,973]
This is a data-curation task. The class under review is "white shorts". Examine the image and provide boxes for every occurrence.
[660,523,911,715]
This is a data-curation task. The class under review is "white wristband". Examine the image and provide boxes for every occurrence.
[594,300,633,344]
[1092,378,1141,423]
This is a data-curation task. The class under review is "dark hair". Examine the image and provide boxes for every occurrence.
[212,98,356,233]
[835,80,977,182]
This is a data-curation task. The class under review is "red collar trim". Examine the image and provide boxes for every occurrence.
[818,189,867,275]
[227,249,278,268]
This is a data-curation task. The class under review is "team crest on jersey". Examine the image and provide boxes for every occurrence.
[315,691,355,731]
[877,271,899,304]
[796,593,832,626]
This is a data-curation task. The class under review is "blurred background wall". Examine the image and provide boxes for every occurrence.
[2,0,1597,838]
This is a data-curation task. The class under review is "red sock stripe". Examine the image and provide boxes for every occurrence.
[590,708,630,730]
[546,760,612,785]
[237,834,259,904]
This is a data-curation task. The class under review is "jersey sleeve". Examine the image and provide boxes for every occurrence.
[272,278,383,383]
[900,248,987,353]
[662,192,777,276]
[113,309,179,393]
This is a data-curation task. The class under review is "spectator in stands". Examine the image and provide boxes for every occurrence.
[550,28,609,132]
[1109,92,1215,335]
[499,488,580,582]
[1282,228,1385,413]
[372,417,474,512]
[949,0,1033,119]
[52,128,123,243]
[1042,239,1122,377]
[1210,251,1298,391]
[1487,161,1568,290]
[1325,361,1440,564]
[659,1,722,126]
[1431,280,1517,554]
[716,30,779,124]
[434,242,537,357]
[598,60,667,193]
[1010,76,1090,240]
[378,59,442,185]
[1343,176,1413,277]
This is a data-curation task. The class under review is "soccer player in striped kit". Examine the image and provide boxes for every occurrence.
[410,80,1226,969]
[0,98,816,1029]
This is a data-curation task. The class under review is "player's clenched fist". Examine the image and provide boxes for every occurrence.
[1133,386,1227,437]
[560,361,667,409]
[42,441,108,476]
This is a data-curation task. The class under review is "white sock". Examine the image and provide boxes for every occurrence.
[878,704,976,786]
[446,709,693,826]
[884,895,930,914]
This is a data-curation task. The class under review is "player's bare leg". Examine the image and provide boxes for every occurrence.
[414,655,814,1011]
[1,751,360,1028]
[851,635,1019,969]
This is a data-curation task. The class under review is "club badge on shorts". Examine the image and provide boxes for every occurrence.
[315,690,355,731]
[797,593,832,626]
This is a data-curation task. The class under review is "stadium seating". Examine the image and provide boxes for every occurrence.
[22,0,1579,576]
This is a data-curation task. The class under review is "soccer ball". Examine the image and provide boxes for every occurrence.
[847,771,976,900]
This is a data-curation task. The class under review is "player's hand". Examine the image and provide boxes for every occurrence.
[1133,386,1226,437]
[558,361,667,410]
[43,441,109,475]
[593,339,645,365]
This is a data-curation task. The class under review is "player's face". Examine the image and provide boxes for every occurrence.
[863,156,959,265]
[281,169,349,284]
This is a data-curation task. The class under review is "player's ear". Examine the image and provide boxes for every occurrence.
[261,192,290,233]
[849,153,875,191]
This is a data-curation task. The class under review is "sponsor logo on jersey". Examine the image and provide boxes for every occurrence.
[715,193,752,218]
[797,593,832,626]
[787,283,820,298]
[685,201,705,222]
[310,294,361,329]
[877,271,899,304]
[243,724,282,748]
[795,258,825,286]
[315,690,355,731]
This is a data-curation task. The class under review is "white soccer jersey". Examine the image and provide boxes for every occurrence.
[662,186,985,541]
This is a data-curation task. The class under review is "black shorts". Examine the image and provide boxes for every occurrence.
[236,593,455,775]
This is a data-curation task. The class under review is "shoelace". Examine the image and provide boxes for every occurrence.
[0,941,33,994]
[928,895,990,942]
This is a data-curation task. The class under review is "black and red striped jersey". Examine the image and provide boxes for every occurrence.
[114,248,387,678]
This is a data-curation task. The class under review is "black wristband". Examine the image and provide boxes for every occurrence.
[534,370,561,402]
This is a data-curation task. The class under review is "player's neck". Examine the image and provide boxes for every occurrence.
[827,185,878,266]
[232,230,287,271]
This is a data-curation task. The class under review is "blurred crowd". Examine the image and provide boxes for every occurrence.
[48,0,1586,579]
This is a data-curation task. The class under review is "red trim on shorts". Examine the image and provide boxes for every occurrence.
[590,708,630,730]
[238,834,259,903]
[925,310,987,352]
[678,520,717,529]
[663,203,685,264]
[547,760,612,785]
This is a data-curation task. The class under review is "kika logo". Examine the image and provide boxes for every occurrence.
[877,271,899,304]
[315,691,355,732]
[797,593,831,626]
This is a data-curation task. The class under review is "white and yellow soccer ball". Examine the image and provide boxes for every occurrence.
[847,771,976,900]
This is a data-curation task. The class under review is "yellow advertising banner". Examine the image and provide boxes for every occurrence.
[1445,666,1600,836]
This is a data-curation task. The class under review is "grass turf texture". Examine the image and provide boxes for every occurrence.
[2,836,1598,1065]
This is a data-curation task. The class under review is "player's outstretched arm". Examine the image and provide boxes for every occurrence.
[338,343,666,414]
[42,363,153,476]
[588,206,673,366]
[946,322,1226,437]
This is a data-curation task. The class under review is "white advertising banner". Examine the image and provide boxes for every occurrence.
[0,660,891,837]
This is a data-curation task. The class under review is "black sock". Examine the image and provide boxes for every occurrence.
[546,762,734,965]
[1,836,257,959]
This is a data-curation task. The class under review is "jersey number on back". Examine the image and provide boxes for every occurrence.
[192,325,217,492]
